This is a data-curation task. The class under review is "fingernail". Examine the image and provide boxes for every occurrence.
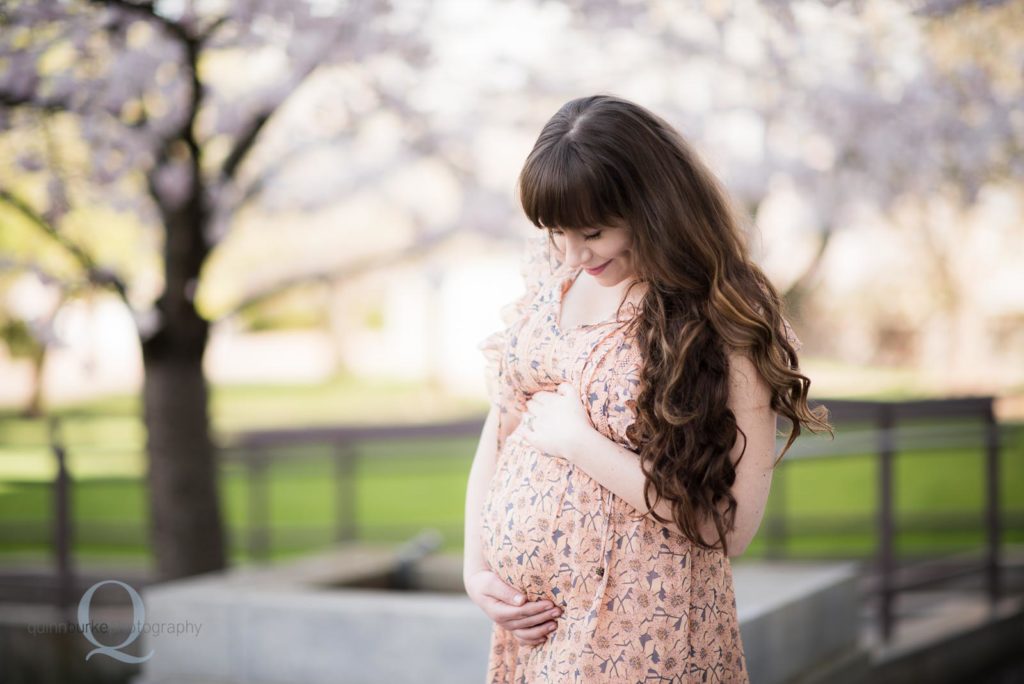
[514,594,524,604]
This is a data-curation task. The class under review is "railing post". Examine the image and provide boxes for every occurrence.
[877,404,896,643]
[49,415,74,617]
[248,449,270,562]
[983,398,1001,612]
[335,443,358,543]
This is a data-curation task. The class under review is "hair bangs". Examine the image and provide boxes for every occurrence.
[518,139,628,232]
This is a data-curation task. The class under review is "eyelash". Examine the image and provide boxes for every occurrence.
[552,230,602,241]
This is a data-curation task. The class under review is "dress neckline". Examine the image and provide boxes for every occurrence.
[555,266,639,332]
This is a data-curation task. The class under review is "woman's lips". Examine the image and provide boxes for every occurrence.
[585,260,612,275]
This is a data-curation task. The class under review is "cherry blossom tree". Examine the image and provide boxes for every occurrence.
[1,0,433,580]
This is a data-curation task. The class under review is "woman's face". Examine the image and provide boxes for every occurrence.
[549,222,636,285]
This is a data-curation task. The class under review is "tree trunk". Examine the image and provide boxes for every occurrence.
[22,344,46,418]
[141,315,227,581]
[782,224,834,315]
[141,158,225,580]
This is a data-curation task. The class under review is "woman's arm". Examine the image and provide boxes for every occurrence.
[566,351,778,557]
[463,404,501,586]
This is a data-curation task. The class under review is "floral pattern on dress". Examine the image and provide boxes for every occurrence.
[476,232,802,683]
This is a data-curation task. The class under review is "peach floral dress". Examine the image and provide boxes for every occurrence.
[477,233,803,684]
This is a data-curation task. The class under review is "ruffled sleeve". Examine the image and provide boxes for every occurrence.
[477,232,562,404]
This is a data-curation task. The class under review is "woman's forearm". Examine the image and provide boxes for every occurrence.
[566,427,742,554]
[463,405,501,585]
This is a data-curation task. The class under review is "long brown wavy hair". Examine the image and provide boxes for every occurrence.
[516,94,833,556]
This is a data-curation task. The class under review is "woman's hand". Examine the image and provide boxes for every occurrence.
[520,382,594,463]
[464,569,562,646]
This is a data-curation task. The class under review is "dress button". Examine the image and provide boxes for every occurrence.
[594,567,605,577]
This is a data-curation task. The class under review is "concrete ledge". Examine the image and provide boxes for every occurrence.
[733,560,867,684]
[133,546,864,684]
[868,594,1024,684]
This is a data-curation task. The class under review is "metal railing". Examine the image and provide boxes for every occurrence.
[763,396,1005,643]
[5,395,1014,646]
[216,417,486,561]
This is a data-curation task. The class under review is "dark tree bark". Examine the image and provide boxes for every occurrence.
[142,341,225,579]
[23,345,46,419]
[117,7,228,578]
[139,180,223,579]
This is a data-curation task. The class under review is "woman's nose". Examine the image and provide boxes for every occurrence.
[563,240,591,267]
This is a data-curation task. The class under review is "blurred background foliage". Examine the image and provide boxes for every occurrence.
[0,0,1021,573]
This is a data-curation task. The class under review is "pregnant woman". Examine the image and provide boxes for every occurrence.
[463,94,832,683]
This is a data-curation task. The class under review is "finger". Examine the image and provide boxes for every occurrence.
[485,582,529,608]
[513,621,558,643]
[489,596,554,621]
[483,581,553,614]
[504,605,563,630]
[492,596,555,621]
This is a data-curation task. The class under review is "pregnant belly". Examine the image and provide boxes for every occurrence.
[480,432,570,604]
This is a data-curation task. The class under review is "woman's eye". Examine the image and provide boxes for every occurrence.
[548,229,599,240]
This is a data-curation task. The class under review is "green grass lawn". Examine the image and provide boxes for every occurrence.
[1,372,1022,566]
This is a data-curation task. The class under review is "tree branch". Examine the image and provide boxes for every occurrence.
[198,15,230,44]
[0,90,75,113]
[219,226,459,320]
[87,0,193,43]
[0,189,131,308]
[0,256,93,296]
[219,8,368,183]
